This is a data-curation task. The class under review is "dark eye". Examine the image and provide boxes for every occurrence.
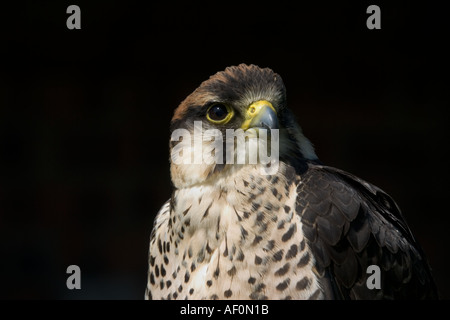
[206,103,234,124]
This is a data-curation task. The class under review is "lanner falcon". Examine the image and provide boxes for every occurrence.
[145,64,438,300]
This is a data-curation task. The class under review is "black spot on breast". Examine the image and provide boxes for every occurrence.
[161,264,166,277]
[258,185,266,194]
[155,265,160,277]
[173,292,178,299]
[256,212,265,222]
[296,277,311,291]
[231,244,236,257]
[259,222,268,232]
[253,235,263,245]
[223,244,228,257]
[276,279,291,291]
[206,242,213,254]
[249,292,257,299]
[182,205,191,216]
[286,244,298,260]
[227,266,237,277]
[160,279,165,289]
[255,283,266,292]
[243,180,249,187]
[284,205,290,213]
[207,280,213,287]
[214,266,220,279]
[297,252,310,268]
[235,208,243,221]
[178,285,183,293]
[184,271,190,283]
[149,255,155,267]
[275,263,290,276]
[224,289,233,298]
[265,240,275,251]
[240,227,248,240]
[252,203,261,211]
[249,292,265,300]
[237,250,245,261]
[172,271,177,279]
[189,288,194,295]
[272,176,279,184]
[272,188,278,197]
[197,250,205,263]
[163,255,169,265]
[202,202,213,220]
[158,238,163,254]
[248,277,256,284]
[216,215,221,234]
[277,220,286,229]
[166,280,172,288]
[150,272,155,285]
[283,295,292,300]
[190,262,196,272]
[299,239,306,251]
[282,224,297,242]
[210,294,219,300]
[273,250,284,262]
[255,255,262,265]
[184,218,190,227]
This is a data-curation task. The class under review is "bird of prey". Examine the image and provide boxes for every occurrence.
[145,64,438,300]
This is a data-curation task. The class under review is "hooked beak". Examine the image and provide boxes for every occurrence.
[241,100,279,131]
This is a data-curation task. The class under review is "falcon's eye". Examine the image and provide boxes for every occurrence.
[206,103,234,124]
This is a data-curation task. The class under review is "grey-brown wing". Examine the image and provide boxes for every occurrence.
[297,164,438,299]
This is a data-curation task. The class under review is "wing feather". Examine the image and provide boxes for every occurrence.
[297,164,438,299]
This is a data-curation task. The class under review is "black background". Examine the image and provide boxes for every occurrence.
[1,1,449,299]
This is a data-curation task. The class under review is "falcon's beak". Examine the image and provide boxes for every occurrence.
[241,100,279,131]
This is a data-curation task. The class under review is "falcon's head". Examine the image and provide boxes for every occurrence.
[170,64,317,188]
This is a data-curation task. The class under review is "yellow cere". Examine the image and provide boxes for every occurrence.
[241,100,276,130]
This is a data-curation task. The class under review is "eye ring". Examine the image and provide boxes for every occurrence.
[206,103,234,124]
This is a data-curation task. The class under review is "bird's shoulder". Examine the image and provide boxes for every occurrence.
[295,163,438,299]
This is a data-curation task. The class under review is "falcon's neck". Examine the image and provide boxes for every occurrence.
[168,162,301,267]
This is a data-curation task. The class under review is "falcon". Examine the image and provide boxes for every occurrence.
[145,64,438,300]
